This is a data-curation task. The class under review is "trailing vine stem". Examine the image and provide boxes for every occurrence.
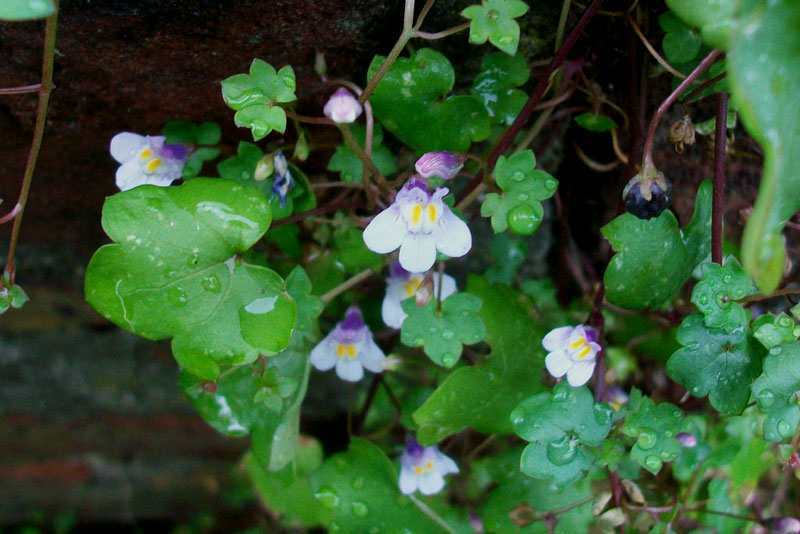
[458,0,606,204]
[641,49,722,170]
[712,92,728,264]
[3,3,59,285]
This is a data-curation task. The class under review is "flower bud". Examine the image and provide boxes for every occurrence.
[675,432,697,448]
[669,114,696,153]
[623,165,673,220]
[415,273,435,307]
[415,152,465,181]
[382,354,403,371]
[314,50,327,78]
[254,154,274,181]
[323,88,363,124]
[294,132,310,161]
[764,517,800,534]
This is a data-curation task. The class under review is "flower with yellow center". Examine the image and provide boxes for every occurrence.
[363,177,472,273]
[399,437,459,496]
[542,325,602,387]
[110,132,190,191]
[310,306,386,382]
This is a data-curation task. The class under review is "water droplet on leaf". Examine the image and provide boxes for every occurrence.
[442,329,455,340]
[352,477,365,490]
[201,274,221,293]
[637,429,657,450]
[167,286,188,307]
[546,435,579,466]
[757,388,776,408]
[778,419,794,438]
[644,455,662,472]
[352,501,369,517]
[315,486,340,509]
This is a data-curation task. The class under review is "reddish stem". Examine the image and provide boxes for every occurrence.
[712,92,728,264]
[458,0,606,202]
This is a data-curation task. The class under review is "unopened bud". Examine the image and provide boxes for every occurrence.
[415,151,465,181]
[676,432,697,448]
[764,517,800,534]
[294,132,310,161]
[669,114,696,153]
[323,87,362,124]
[254,155,274,181]
[314,50,327,78]
[382,354,403,372]
[509,503,535,527]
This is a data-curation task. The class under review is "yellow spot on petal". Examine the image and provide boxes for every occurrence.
[577,345,592,360]
[411,204,422,225]
[404,276,422,297]
[570,338,585,350]
[425,461,433,471]
[145,158,162,172]
[428,204,437,223]
[337,344,345,358]
[347,344,357,359]
[414,466,424,475]
[140,148,152,159]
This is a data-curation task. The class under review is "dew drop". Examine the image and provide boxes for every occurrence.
[699,295,709,305]
[187,253,200,267]
[167,286,188,307]
[511,170,525,181]
[644,455,663,472]
[497,35,515,45]
[517,193,529,202]
[544,178,558,191]
[441,353,456,366]
[352,477,365,490]
[777,419,794,438]
[442,329,455,340]
[352,501,369,517]
[314,486,340,509]
[546,435,579,466]
[722,274,732,284]
[552,388,569,402]
[201,274,221,293]
[637,429,657,450]
[757,388,776,408]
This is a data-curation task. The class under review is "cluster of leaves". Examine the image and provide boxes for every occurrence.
[48,0,800,532]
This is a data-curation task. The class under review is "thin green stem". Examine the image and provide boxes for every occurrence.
[4,4,59,284]
[408,494,456,534]
[320,269,374,303]
[360,1,415,104]
[554,0,571,51]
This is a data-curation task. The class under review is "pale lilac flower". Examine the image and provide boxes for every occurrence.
[323,88,363,124]
[362,177,472,273]
[415,152,465,181]
[271,151,294,207]
[110,132,190,191]
[381,261,457,329]
[607,387,629,411]
[398,437,459,496]
[765,517,800,534]
[309,306,385,382]
[675,432,698,448]
[542,325,601,387]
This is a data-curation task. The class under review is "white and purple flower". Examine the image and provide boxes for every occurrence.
[415,152,464,181]
[110,132,190,191]
[542,325,601,387]
[382,261,457,329]
[309,306,385,382]
[362,177,472,273]
[323,87,363,124]
[398,437,459,496]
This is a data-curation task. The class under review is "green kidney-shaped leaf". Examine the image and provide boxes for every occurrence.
[480,150,558,235]
[602,211,688,309]
[752,313,799,349]
[85,179,296,377]
[574,113,618,132]
[400,293,486,367]
[731,0,800,292]
[0,0,55,20]
[622,389,683,474]
[691,257,757,332]
[751,341,800,442]
[461,0,530,56]
[412,276,545,445]
[471,52,531,125]
[367,48,490,153]
[666,313,763,415]
[665,0,740,50]
[510,384,613,488]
